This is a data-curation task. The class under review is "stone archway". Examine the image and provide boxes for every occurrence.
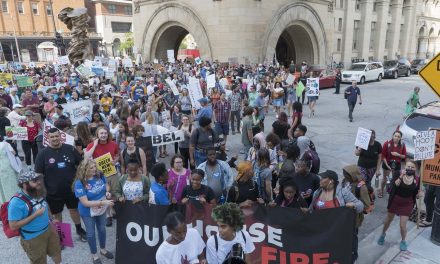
[140,3,212,61]
[262,2,327,65]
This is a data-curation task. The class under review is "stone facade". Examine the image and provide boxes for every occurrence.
[134,0,440,66]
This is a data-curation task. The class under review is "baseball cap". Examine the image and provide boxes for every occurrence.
[198,97,209,104]
[12,104,23,109]
[319,170,339,183]
[24,110,33,116]
[18,171,40,184]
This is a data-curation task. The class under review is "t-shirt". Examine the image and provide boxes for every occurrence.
[190,128,216,150]
[74,175,107,217]
[150,182,170,205]
[156,228,205,264]
[292,173,321,206]
[100,97,113,112]
[241,117,253,146]
[272,120,290,140]
[357,141,382,169]
[381,140,407,163]
[345,86,361,103]
[181,185,215,203]
[206,230,255,264]
[167,169,190,202]
[34,144,82,197]
[254,166,272,202]
[8,191,49,240]
[86,140,119,160]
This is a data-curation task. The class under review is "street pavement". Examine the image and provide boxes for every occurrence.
[0,75,439,263]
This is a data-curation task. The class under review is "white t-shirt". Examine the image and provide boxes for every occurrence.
[206,230,255,264]
[156,228,205,264]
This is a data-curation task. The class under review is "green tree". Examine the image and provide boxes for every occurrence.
[119,32,134,58]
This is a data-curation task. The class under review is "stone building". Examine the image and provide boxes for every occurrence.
[133,0,440,67]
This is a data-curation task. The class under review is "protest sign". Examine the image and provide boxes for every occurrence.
[152,130,184,146]
[414,130,436,161]
[165,79,179,96]
[76,64,94,78]
[0,64,6,71]
[84,60,93,69]
[15,76,33,87]
[61,100,93,125]
[194,57,202,65]
[95,153,117,177]
[43,120,75,147]
[123,58,133,68]
[206,74,216,88]
[93,56,103,67]
[422,129,440,186]
[108,59,117,72]
[29,62,35,68]
[306,78,320,97]
[115,203,355,264]
[355,127,372,150]
[286,74,295,85]
[153,59,159,64]
[188,77,203,110]
[105,70,115,79]
[91,66,104,76]
[53,222,74,248]
[5,126,28,140]
[58,55,70,65]
[296,81,305,98]
[0,73,13,86]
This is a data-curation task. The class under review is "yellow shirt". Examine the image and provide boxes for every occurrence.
[100,97,113,112]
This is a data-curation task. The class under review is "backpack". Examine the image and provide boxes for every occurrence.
[1,193,33,238]
[214,230,247,263]
[354,180,375,214]
[304,149,320,174]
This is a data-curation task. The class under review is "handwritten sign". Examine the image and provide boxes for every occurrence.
[152,130,185,146]
[95,153,117,177]
[414,130,436,161]
[355,127,372,150]
[57,56,70,65]
[75,64,94,78]
[61,100,92,125]
[122,58,133,68]
[5,126,28,140]
[0,73,13,86]
[43,120,74,147]
[165,79,179,96]
[53,222,74,248]
[15,76,33,87]
[207,74,216,88]
[422,129,440,186]
[189,77,203,110]
[306,78,320,97]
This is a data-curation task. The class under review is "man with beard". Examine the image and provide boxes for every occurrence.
[292,158,320,206]
[34,128,86,241]
[197,148,233,203]
[8,171,62,264]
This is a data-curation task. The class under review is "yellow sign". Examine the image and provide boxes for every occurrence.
[95,153,117,177]
[0,73,13,87]
[419,52,440,97]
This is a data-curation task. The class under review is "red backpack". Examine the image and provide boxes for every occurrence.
[1,193,33,238]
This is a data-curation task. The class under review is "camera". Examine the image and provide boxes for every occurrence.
[222,243,246,264]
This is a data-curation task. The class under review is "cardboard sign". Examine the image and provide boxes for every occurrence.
[43,120,75,147]
[355,127,372,150]
[0,73,13,86]
[122,58,133,68]
[152,130,184,146]
[76,64,94,78]
[95,153,117,177]
[306,78,320,97]
[207,74,216,88]
[5,126,28,140]
[53,222,74,248]
[61,100,93,125]
[422,129,440,186]
[188,77,203,110]
[414,130,436,161]
[58,56,70,65]
[15,76,33,87]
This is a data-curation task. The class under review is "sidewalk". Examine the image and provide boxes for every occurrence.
[358,219,440,264]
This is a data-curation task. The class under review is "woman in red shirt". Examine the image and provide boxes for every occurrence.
[19,110,41,170]
[378,131,406,198]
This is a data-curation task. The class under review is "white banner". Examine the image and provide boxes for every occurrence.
[93,56,103,67]
[58,56,70,65]
[207,74,216,88]
[5,126,28,140]
[189,77,203,110]
[61,100,93,125]
[414,130,436,161]
[123,58,133,68]
[167,50,174,60]
[165,79,180,96]
[355,127,372,150]
[151,130,184,146]
[108,59,117,72]
[43,120,75,147]
[286,74,295,85]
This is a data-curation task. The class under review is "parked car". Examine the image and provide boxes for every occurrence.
[383,59,411,79]
[308,66,336,89]
[410,59,428,74]
[399,101,440,158]
[341,62,384,84]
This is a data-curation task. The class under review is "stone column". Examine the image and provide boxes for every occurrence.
[406,0,419,59]
[358,0,374,60]
[341,0,356,66]
[388,0,403,59]
[373,0,390,60]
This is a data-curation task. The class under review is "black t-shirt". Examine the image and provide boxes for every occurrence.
[181,185,215,203]
[272,120,290,140]
[226,180,259,204]
[292,173,321,206]
[34,144,82,197]
[357,141,382,169]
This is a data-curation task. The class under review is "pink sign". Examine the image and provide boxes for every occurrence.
[54,222,74,248]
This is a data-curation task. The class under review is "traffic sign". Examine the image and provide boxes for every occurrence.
[419,52,440,97]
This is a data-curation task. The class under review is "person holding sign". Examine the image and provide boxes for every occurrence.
[19,110,41,171]
[355,129,382,188]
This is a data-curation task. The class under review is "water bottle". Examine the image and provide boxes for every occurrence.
[374,176,379,188]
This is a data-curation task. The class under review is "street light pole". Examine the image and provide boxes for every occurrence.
[48,0,61,56]
[9,14,21,63]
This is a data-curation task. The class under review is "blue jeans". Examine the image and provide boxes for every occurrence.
[195,150,207,167]
[82,214,107,254]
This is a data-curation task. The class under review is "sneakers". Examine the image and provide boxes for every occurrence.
[377,234,385,245]
[77,228,87,242]
[400,241,408,251]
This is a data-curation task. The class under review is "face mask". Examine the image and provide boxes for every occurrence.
[405,169,415,176]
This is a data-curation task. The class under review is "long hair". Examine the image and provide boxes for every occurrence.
[95,125,113,142]
[130,105,139,119]
[72,159,97,192]
[257,148,270,168]
[76,121,93,146]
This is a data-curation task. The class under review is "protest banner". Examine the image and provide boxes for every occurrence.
[151,130,184,146]
[43,120,75,147]
[0,73,13,86]
[165,79,179,96]
[206,74,216,88]
[91,66,104,76]
[76,64,94,78]
[61,100,93,125]
[188,77,203,110]
[53,222,74,248]
[422,129,440,186]
[115,203,355,264]
[306,78,320,97]
[95,153,117,177]
[123,58,133,68]
[57,55,70,65]
[5,126,28,140]
[286,74,295,85]
[15,76,33,87]
[414,130,436,161]
[355,127,372,150]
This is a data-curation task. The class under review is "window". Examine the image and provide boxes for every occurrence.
[46,4,52,16]
[355,0,360,10]
[17,2,24,14]
[370,22,376,50]
[31,3,38,15]
[353,20,360,50]
[108,4,116,14]
[339,0,343,8]
[385,23,391,49]
[124,5,132,15]
[373,1,377,11]
[338,18,343,31]
[2,1,8,13]
[337,38,341,51]
[111,22,131,33]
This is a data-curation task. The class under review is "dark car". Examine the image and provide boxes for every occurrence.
[410,59,428,74]
[383,59,411,79]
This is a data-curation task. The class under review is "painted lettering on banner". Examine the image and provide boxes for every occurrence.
[43,120,74,147]
[414,130,436,161]
[152,130,184,146]
[5,126,28,140]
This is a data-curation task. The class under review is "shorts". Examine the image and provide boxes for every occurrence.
[382,161,401,171]
[20,227,61,264]
[46,191,78,214]
[308,96,318,102]
[215,122,229,135]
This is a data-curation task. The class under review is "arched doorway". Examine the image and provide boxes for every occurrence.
[275,25,315,67]
[152,23,190,60]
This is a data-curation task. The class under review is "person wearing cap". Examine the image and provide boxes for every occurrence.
[8,103,25,127]
[0,85,12,109]
[7,171,62,264]
[9,87,20,105]
[195,97,212,124]
[19,110,41,171]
